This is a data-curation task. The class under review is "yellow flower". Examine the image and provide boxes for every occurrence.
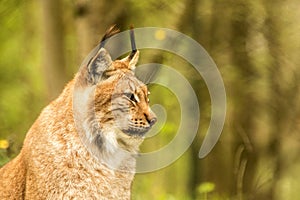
[0,139,9,149]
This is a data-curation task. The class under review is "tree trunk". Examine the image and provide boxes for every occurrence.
[40,0,67,100]
[230,1,259,199]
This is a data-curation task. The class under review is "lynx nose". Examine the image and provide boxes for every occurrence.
[149,117,157,126]
[146,110,157,126]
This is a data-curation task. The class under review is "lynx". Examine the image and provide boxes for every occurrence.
[0,26,157,199]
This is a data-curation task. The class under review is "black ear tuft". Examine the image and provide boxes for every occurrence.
[99,25,120,49]
[129,25,137,60]
[87,48,112,84]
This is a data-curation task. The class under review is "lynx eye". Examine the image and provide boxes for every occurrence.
[124,92,138,103]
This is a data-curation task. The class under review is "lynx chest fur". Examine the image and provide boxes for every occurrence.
[0,27,156,200]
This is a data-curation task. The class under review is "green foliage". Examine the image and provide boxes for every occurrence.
[0,0,46,164]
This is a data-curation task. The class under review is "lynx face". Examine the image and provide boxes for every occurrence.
[110,74,156,136]
[94,57,157,138]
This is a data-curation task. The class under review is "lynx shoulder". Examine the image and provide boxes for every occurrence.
[0,26,156,200]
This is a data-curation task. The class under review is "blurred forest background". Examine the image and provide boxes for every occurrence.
[1,0,300,199]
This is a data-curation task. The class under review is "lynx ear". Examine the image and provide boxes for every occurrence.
[87,48,112,84]
[120,50,139,71]
[120,26,139,71]
[129,50,139,70]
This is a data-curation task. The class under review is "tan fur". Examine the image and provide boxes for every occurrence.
[0,38,156,199]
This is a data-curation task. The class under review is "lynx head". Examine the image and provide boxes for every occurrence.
[73,26,157,167]
[91,48,157,136]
